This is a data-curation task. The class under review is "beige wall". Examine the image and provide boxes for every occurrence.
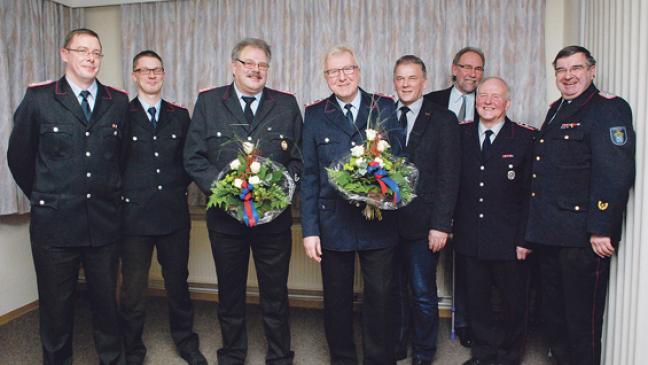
[0,215,37,316]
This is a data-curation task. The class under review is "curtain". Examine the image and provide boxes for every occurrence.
[120,0,546,206]
[0,0,84,215]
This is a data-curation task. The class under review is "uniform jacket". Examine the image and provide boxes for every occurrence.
[183,83,303,235]
[525,84,635,247]
[301,90,400,251]
[397,98,461,240]
[122,98,191,236]
[425,86,477,122]
[7,77,129,247]
[453,118,535,260]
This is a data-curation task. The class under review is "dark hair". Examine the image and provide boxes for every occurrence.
[393,55,427,78]
[452,47,485,66]
[231,38,271,62]
[63,28,101,49]
[132,50,164,71]
[552,45,597,68]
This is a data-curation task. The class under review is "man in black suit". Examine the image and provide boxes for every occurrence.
[453,77,535,365]
[424,46,486,347]
[183,38,302,365]
[119,50,206,365]
[526,46,635,365]
[7,28,127,365]
[391,55,461,365]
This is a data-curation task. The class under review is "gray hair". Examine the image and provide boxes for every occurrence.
[231,38,271,62]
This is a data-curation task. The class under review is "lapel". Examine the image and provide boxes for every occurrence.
[484,118,514,162]
[129,98,156,132]
[54,77,87,125]
[157,100,175,132]
[466,121,482,165]
[249,88,277,134]
[89,80,114,126]
[405,98,433,155]
[222,83,249,130]
[356,90,376,131]
[322,94,357,137]
[540,84,598,135]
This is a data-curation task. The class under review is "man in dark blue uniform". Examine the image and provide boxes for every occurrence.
[526,46,635,365]
[391,55,461,365]
[301,46,400,365]
[7,28,128,365]
[454,77,535,365]
[119,50,206,365]
[184,38,302,365]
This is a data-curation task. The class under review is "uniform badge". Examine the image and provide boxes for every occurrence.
[560,122,581,129]
[598,200,609,211]
[502,154,514,159]
[610,126,627,146]
[281,140,288,151]
[507,170,516,180]
[112,123,118,129]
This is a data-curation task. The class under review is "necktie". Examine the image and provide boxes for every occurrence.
[242,96,256,125]
[457,94,466,122]
[80,90,91,121]
[147,107,157,129]
[344,103,354,127]
[548,99,565,124]
[398,106,410,145]
[482,130,493,161]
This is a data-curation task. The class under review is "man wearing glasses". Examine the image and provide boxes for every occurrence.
[301,45,400,365]
[8,28,128,364]
[119,50,206,365]
[184,38,302,365]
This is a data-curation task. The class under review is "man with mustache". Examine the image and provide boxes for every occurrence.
[526,46,635,365]
[184,38,302,365]
[424,46,486,348]
[301,45,400,365]
[7,28,128,365]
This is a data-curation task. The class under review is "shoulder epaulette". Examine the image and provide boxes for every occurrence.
[28,80,54,88]
[458,120,474,125]
[373,92,395,100]
[304,98,324,108]
[549,99,561,108]
[199,85,217,93]
[167,100,187,110]
[598,91,618,100]
[514,121,537,131]
[272,88,295,96]
[107,86,128,95]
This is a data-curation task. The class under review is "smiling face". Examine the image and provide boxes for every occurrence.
[451,51,484,94]
[393,62,427,106]
[476,78,511,126]
[232,46,269,95]
[554,52,596,100]
[131,55,165,97]
[60,33,102,87]
[324,51,360,103]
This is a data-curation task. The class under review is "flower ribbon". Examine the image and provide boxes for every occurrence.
[239,181,260,227]
[367,161,401,204]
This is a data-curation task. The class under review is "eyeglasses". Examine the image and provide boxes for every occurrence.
[236,59,270,71]
[66,47,104,58]
[324,65,359,78]
[455,63,484,73]
[133,67,165,75]
[554,64,591,76]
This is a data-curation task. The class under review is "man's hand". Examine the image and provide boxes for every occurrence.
[303,236,322,263]
[428,230,448,253]
[516,246,532,260]
[591,235,615,258]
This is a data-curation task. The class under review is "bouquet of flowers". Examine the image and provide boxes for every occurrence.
[326,128,418,220]
[207,141,295,227]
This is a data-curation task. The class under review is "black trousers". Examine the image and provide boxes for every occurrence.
[208,229,294,365]
[462,254,530,365]
[31,242,125,365]
[537,245,610,365]
[119,228,199,363]
[321,247,396,365]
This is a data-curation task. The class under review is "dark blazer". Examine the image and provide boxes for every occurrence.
[453,118,535,260]
[397,98,461,240]
[122,98,191,236]
[301,90,400,251]
[7,77,129,247]
[525,84,635,247]
[183,83,303,235]
[425,85,477,122]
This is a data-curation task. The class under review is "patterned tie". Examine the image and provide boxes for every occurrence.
[80,90,91,121]
[457,94,466,122]
[482,130,493,161]
[147,107,157,129]
[242,96,256,125]
[344,103,354,127]
[398,106,410,145]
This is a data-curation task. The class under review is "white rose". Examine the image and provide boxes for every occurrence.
[376,140,391,152]
[233,178,243,188]
[248,175,261,185]
[242,141,255,155]
[350,145,365,157]
[229,159,241,170]
[355,157,366,167]
[365,129,377,141]
[250,161,261,174]
[374,157,384,167]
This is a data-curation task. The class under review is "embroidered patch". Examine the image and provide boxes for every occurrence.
[609,126,627,146]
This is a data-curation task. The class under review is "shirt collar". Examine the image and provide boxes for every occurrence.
[336,90,361,112]
[138,97,162,119]
[233,83,263,104]
[450,85,474,103]
[66,77,98,100]
[478,119,506,138]
[397,96,423,117]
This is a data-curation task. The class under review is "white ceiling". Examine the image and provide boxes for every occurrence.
[50,0,166,8]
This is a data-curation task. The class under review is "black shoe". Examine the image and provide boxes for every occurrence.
[395,349,408,361]
[462,357,495,365]
[456,326,473,348]
[412,358,432,365]
[180,349,208,365]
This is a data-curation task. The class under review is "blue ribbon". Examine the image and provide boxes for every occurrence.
[367,164,401,204]
[239,182,260,227]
